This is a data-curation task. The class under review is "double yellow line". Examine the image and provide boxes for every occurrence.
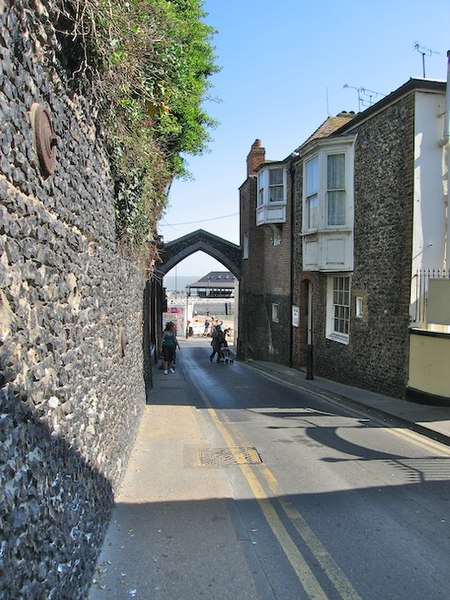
[194,382,362,600]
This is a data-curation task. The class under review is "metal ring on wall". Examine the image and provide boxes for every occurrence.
[31,103,57,178]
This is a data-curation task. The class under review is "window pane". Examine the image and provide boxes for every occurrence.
[331,276,350,336]
[258,172,264,190]
[269,168,283,185]
[269,185,283,202]
[307,195,318,229]
[306,157,318,196]
[327,191,345,226]
[327,154,345,189]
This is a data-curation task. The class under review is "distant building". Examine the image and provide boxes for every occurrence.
[187,271,236,298]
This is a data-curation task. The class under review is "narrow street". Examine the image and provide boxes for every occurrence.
[90,338,450,600]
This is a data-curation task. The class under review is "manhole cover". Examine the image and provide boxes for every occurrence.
[198,447,262,466]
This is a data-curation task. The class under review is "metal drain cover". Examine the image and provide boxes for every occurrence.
[198,447,262,466]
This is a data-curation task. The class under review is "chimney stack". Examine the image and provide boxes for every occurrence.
[246,139,266,177]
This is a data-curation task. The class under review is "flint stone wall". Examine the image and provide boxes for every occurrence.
[0,1,146,597]
[312,95,414,397]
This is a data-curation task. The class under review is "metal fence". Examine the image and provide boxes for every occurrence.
[411,268,450,324]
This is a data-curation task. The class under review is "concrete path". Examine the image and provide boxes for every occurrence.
[89,363,270,600]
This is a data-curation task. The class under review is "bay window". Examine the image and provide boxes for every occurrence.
[256,164,287,226]
[302,137,355,271]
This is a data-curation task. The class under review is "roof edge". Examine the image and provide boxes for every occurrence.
[334,77,446,134]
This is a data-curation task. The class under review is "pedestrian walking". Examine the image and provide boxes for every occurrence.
[210,325,225,363]
[160,322,180,374]
[203,319,210,337]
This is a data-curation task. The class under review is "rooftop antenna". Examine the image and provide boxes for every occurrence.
[413,42,440,77]
[343,84,386,111]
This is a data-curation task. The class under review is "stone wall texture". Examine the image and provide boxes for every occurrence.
[1,2,146,597]
[306,95,415,397]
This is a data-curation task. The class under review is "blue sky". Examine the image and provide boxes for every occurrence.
[159,0,450,279]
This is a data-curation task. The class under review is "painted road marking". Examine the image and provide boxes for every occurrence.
[192,379,362,600]
[222,419,362,600]
[387,427,450,456]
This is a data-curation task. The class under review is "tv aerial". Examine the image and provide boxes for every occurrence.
[343,84,386,111]
[413,42,440,77]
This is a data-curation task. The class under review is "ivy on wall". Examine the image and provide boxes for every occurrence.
[55,0,219,258]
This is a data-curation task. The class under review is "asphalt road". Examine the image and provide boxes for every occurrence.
[90,338,450,599]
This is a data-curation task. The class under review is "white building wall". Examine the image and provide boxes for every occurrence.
[411,88,449,330]
[412,90,447,272]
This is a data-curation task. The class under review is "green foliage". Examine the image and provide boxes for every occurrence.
[58,0,219,257]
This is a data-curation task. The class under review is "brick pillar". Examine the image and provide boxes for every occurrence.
[246,139,266,177]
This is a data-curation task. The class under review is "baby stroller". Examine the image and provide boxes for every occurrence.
[219,345,234,364]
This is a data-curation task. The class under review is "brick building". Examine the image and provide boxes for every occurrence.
[238,139,293,364]
[239,77,450,401]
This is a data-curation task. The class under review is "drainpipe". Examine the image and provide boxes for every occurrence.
[288,156,296,368]
[288,161,293,367]
[442,51,450,145]
[444,51,450,270]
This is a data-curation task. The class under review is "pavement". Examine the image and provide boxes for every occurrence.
[89,351,450,599]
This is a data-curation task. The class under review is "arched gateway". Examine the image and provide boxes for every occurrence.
[158,229,241,279]
[143,229,242,394]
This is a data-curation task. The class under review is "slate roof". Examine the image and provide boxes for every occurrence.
[295,112,356,153]
[189,271,236,289]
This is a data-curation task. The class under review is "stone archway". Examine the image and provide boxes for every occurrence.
[147,229,241,361]
[159,229,241,278]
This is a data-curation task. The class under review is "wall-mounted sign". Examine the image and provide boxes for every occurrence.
[292,305,300,328]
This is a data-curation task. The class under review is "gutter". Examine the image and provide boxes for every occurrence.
[336,77,446,136]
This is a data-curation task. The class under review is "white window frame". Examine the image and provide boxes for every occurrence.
[326,275,351,344]
[257,166,286,207]
[256,164,288,226]
[257,172,264,207]
[268,167,284,202]
[305,156,319,230]
[326,153,346,227]
[302,141,354,234]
